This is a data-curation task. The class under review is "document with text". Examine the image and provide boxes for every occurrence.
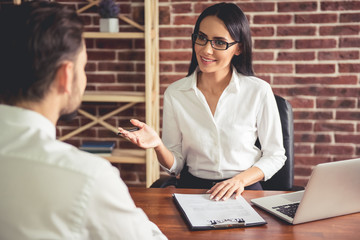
[173,193,266,230]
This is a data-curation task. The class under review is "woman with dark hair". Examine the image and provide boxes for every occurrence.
[187,2,253,76]
[118,3,286,201]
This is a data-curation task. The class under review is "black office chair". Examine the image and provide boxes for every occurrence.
[151,95,299,191]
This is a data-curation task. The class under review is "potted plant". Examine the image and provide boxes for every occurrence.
[98,0,120,33]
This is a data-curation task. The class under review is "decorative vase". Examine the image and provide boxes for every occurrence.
[100,18,119,33]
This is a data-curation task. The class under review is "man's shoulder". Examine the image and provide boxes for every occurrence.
[49,141,113,178]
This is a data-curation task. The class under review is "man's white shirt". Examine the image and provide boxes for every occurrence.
[0,104,167,240]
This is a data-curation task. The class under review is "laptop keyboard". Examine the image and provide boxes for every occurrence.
[272,202,300,218]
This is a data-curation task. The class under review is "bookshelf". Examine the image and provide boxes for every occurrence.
[59,0,160,187]
[83,32,145,39]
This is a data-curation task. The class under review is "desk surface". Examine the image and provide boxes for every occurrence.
[129,187,360,240]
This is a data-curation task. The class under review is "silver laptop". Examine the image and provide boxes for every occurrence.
[251,158,360,224]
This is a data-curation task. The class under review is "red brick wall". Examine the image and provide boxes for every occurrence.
[3,0,359,187]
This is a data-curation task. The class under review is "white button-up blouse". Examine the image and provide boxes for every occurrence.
[161,68,286,181]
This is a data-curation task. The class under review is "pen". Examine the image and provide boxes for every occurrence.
[211,222,246,229]
[117,127,140,136]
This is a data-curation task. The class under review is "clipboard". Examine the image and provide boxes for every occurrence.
[173,193,266,230]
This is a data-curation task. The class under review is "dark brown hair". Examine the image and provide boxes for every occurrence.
[187,2,253,77]
[0,1,84,104]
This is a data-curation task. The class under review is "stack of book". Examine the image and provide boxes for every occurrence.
[79,141,115,157]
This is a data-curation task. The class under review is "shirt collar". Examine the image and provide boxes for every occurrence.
[178,66,242,93]
[0,104,56,139]
[176,68,199,91]
[227,67,241,93]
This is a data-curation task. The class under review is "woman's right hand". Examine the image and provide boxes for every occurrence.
[117,119,162,149]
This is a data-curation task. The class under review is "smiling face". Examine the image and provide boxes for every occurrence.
[195,16,241,76]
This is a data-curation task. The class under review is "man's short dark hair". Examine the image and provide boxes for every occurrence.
[0,1,84,105]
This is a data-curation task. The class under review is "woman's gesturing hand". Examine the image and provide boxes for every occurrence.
[118,119,161,149]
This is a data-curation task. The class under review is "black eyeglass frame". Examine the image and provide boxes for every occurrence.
[191,33,239,50]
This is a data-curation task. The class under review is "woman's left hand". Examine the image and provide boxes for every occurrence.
[206,177,245,201]
[206,167,265,201]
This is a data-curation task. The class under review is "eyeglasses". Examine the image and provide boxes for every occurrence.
[192,33,238,50]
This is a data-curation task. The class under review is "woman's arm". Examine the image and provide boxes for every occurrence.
[253,89,286,181]
[154,142,175,170]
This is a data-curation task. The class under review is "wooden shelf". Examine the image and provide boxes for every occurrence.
[83,32,145,39]
[103,149,146,164]
[82,91,145,103]
[70,0,160,187]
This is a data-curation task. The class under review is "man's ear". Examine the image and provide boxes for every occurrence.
[55,61,74,94]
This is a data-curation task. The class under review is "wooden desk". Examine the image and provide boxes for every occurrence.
[129,187,360,240]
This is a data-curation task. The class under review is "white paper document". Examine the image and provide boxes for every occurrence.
[173,193,266,230]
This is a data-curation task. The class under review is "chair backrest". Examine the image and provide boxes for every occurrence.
[259,95,294,190]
